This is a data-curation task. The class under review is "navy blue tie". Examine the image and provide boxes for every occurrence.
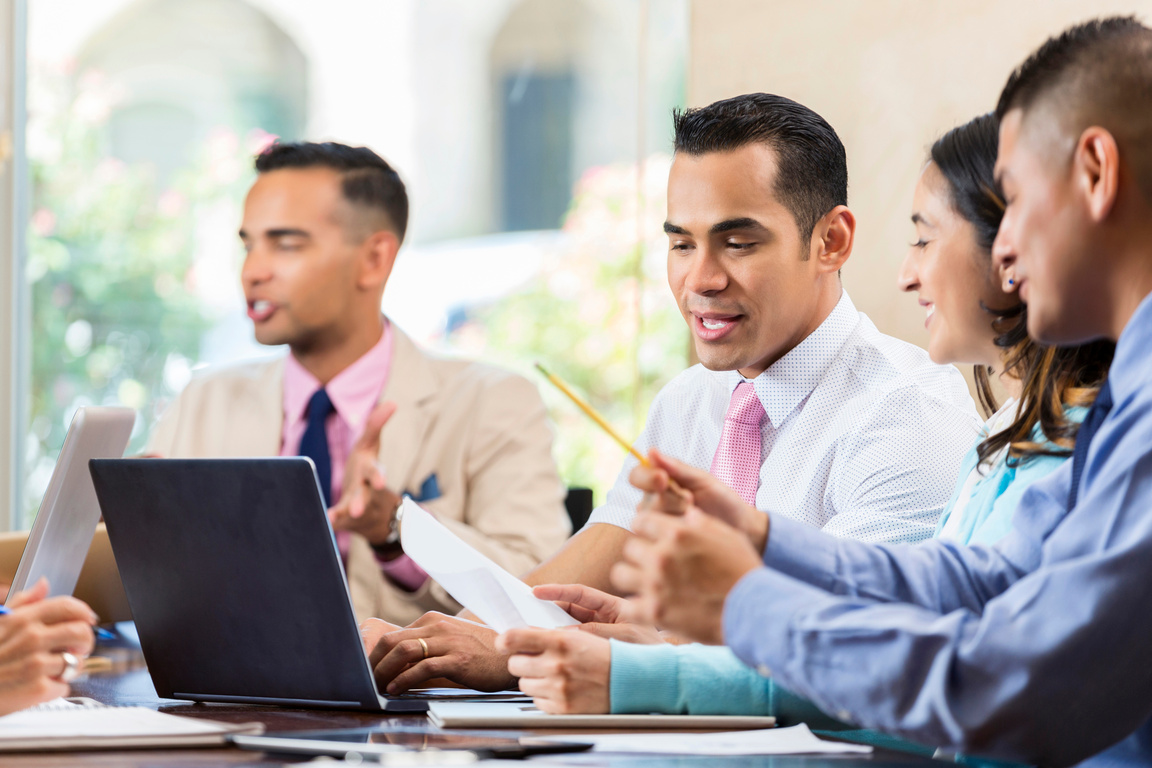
[1067,380,1113,512]
[298,388,335,507]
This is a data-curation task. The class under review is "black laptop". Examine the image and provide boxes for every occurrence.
[89,457,424,711]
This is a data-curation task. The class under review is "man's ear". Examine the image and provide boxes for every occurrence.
[809,205,855,274]
[359,230,401,291]
[1075,126,1120,223]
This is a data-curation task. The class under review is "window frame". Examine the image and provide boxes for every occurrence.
[0,0,27,531]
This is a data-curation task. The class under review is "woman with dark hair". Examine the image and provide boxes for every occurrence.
[496,114,1114,741]
[902,113,1112,545]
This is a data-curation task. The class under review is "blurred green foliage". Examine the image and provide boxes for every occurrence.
[449,157,689,503]
[22,67,245,524]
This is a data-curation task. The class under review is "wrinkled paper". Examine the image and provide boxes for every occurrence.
[399,497,578,632]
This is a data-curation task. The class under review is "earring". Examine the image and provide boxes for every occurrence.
[1008,278,1015,286]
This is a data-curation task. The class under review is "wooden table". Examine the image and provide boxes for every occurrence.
[2,652,945,767]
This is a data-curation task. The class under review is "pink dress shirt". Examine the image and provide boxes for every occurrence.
[280,320,428,591]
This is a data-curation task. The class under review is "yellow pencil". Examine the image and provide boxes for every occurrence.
[534,362,685,495]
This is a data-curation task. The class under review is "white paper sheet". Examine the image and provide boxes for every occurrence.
[428,701,775,730]
[399,497,578,632]
[543,724,872,755]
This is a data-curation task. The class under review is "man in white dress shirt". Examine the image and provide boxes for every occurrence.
[362,92,981,693]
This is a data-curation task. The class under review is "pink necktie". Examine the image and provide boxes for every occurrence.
[710,381,767,505]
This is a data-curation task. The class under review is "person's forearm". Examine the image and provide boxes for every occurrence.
[523,523,631,594]
[608,641,846,728]
[610,641,771,715]
[722,548,1152,767]
[763,514,1024,613]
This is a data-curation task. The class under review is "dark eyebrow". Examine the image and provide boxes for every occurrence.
[663,221,688,235]
[910,213,931,226]
[238,227,312,240]
[266,228,311,239]
[710,218,767,235]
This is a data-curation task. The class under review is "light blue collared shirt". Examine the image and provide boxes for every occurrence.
[724,291,1152,767]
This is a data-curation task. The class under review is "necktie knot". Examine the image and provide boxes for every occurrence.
[710,381,766,506]
[307,388,334,423]
[727,382,767,426]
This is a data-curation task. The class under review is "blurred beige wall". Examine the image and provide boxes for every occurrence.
[687,1,1151,401]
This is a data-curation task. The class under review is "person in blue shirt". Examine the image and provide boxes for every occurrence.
[497,114,1112,728]
[610,16,1152,767]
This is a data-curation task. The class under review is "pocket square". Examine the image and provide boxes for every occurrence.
[408,473,441,503]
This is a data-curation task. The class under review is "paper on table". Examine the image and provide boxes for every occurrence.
[543,724,872,756]
[399,497,578,632]
[0,699,263,750]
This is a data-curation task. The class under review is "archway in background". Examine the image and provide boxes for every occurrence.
[76,0,307,181]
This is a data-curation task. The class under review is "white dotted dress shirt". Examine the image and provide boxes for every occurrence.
[586,292,982,544]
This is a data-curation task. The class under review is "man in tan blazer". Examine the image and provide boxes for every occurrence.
[147,141,570,626]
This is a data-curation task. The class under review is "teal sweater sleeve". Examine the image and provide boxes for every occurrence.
[608,640,844,728]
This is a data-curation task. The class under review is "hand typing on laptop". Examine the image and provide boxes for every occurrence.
[367,612,514,693]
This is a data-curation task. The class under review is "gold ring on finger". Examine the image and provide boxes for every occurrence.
[417,637,429,660]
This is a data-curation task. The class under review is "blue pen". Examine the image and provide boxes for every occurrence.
[0,604,116,640]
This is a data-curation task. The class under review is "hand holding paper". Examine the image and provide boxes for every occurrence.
[398,498,578,633]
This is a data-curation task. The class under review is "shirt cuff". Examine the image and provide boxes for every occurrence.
[608,640,681,714]
[377,553,429,592]
[761,514,841,591]
[722,565,835,677]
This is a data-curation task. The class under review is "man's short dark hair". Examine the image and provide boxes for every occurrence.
[255,141,409,242]
[672,93,848,242]
[996,16,1152,202]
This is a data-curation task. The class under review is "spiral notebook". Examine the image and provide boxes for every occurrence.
[0,698,264,751]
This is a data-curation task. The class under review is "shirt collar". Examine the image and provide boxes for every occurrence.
[720,291,860,426]
[282,319,394,435]
[1110,290,1152,407]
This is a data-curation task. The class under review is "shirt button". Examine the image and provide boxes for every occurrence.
[837,710,853,722]
[756,664,772,677]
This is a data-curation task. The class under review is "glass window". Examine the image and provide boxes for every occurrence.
[20,0,689,527]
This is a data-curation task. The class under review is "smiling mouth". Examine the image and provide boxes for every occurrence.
[691,312,743,341]
[248,300,276,323]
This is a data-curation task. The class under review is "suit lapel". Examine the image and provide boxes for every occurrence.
[376,325,440,495]
[248,358,287,456]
